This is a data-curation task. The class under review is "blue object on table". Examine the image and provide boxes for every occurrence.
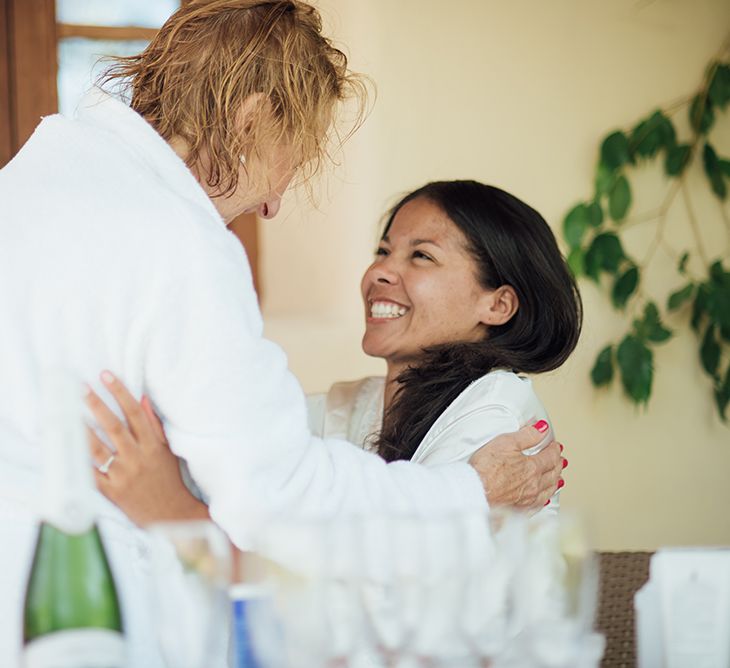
[231,584,281,668]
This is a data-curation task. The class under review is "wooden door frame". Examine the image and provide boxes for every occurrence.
[0,0,57,161]
[0,0,13,165]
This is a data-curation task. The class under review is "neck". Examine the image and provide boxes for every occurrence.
[167,136,237,224]
[168,135,189,165]
[383,361,407,412]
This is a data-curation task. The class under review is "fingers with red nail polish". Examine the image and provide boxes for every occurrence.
[562,458,568,469]
[533,420,549,433]
[557,478,565,490]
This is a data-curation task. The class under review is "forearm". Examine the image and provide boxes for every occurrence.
[145,240,487,547]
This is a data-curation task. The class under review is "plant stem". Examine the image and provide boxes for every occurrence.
[621,208,662,229]
[640,180,682,268]
[681,179,710,266]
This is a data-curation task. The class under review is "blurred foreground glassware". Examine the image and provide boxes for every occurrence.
[357,514,429,668]
[457,509,526,667]
[249,509,604,668]
[148,520,232,668]
[256,512,492,668]
[253,517,366,667]
[510,511,604,668]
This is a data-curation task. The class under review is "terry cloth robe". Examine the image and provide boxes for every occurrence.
[0,88,485,667]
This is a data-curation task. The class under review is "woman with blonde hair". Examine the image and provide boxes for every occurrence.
[0,2,562,664]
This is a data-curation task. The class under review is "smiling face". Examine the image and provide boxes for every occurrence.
[360,197,498,371]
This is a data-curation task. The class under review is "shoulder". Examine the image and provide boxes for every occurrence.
[327,376,385,404]
[320,377,385,445]
[412,370,548,465]
[446,369,542,420]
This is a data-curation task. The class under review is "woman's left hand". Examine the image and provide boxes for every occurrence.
[85,371,209,526]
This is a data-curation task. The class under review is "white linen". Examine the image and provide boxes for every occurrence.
[0,88,485,666]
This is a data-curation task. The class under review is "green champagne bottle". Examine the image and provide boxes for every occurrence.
[22,373,125,667]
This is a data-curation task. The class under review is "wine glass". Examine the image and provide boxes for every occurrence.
[253,516,365,667]
[457,508,528,667]
[147,520,232,668]
[514,511,604,668]
[356,513,424,667]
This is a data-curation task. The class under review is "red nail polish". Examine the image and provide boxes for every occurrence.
[544,499,551,506]
[534,420,549,433]
[559,443,564,453]
[557,478,565,490]
[562,458,568,469]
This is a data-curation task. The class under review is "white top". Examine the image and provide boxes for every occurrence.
[308,369,558,501]
[0,89,485,667]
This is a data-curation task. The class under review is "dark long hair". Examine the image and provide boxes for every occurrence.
[374,180,582,462]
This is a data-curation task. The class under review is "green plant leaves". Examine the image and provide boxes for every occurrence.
[563,204,589,248]
[612,265,639,309]
[609,175,631,221]
[691,284,710,332]
[689,94,715,134]
[584,232,626,282]
[630,110,676,159]
[703,143,727,200]
[635,302,672,343]
[665,144,691,177]
[591,345,614,386]
[587,232,625,275]
[701,324,721,378]
[601,131,632,170]
[667,283,695,311]
[563,201,604,250]
[587,200,603,226]
[715,366,730,421]
[706,261,730,331]
[678,252,690,275]
[617,335,653,404]
[560,60,730,422]
[708,63,730,109]
[567,247,585,277]
[595,161,616,197]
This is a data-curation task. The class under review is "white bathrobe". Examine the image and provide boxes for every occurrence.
[307,370,558,505]
[0,89,485,666]
[307,371,551,463]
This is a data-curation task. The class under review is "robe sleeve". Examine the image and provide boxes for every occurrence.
[143,227,487,548]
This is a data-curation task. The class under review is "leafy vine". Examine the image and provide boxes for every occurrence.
[563,37,730,421]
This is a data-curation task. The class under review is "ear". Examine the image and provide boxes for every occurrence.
[237,92,268,136]
[478,285,519,326]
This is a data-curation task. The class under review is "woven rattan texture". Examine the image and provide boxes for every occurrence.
[596,551,652,667]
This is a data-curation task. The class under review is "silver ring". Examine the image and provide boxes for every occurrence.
[98,454,116,475]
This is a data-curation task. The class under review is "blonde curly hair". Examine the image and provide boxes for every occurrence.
[101,0,367,196]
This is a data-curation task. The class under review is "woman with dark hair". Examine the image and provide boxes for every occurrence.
[0,0,562,658]
[308,180,580,485]
[86,179,578,521]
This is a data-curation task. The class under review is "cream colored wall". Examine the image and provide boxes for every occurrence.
[260,0,730,551]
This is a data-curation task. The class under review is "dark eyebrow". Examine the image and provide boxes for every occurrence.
[410,238,440,248]
[379,235,441,248]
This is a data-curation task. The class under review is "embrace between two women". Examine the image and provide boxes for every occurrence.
[0,2,576,665]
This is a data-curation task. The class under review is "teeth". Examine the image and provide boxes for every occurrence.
[370,301,408,318]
